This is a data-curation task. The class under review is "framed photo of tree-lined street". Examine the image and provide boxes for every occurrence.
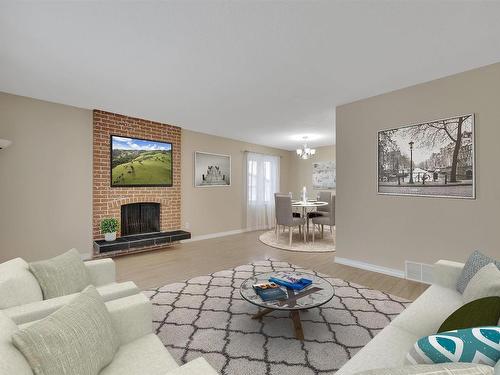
[377,114,475,199]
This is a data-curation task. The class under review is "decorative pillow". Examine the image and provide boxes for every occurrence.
[12,285,120,375]
[462,263,500,304]
[437,296,500,333]
[0,258,43,309]
[456,251,500,293]
[406,327,500,367]
[354,363,494,375]
[29,249,91,299]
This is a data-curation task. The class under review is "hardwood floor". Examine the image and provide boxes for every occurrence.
[114,231,428,300]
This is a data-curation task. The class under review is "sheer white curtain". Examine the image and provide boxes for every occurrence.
[246,152,280,230]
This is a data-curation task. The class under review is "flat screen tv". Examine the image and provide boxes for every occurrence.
[111,135,173,187]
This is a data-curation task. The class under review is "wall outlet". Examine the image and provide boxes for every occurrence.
[185,222,190,230]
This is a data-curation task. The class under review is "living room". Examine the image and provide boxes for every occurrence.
[1,2,499,375]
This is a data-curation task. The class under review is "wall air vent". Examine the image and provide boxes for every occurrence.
[405,261,434,284]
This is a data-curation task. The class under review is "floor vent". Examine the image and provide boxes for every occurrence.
[405,261,434,284]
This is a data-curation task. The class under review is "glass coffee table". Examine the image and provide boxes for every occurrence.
[240,271,334,340]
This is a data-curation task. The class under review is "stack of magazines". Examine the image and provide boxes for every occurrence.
[268,274,312,290]
[252,282,287,301]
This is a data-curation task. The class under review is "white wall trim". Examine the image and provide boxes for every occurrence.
[182,228,255,243]
[335,257,405,279]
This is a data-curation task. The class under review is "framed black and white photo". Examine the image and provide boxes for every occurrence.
[194,151,231,187]
[377,114,475,199]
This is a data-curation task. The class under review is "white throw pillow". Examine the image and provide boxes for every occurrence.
[463,263,500,304]
[12,285,120,375]
[0,258,43,309]
[29,249,91,299]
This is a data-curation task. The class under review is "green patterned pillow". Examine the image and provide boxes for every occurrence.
[12,285,119,375]
[29,249,91,299]
[406,327,500,367]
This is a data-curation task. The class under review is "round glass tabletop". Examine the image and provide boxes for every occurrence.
[240,271,334,311]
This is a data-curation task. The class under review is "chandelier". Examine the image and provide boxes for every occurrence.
[296,136,316,159]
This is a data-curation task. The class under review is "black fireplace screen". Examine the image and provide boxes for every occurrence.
[121,203,160,236]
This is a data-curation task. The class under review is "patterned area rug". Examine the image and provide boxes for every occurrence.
[259,229,335,253]
[144,259,410,375]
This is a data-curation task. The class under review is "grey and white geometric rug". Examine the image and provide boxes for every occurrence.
[144,259,410,375]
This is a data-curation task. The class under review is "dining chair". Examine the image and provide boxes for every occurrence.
[307,191,332,219]
[312,194,335,242]
[275,195,306,246]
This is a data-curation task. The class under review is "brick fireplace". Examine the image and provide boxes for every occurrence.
[92,110,182,256]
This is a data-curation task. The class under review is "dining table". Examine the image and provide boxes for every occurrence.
[291,200,328,242]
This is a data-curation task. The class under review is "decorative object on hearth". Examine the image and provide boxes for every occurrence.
[100,218,119,242]
[194,151,231,187]
[296,136,316,159]
[378,114,475,198]
[313,160,336,189]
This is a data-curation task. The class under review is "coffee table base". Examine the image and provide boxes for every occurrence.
[252,308,305,340]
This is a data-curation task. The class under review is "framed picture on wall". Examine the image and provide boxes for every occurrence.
[377,114,475,199]
[194,151,231,187]
[312,161,336,190]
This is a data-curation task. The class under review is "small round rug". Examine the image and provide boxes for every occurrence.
[259,227,335,253]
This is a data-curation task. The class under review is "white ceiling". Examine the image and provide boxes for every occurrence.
[1,1,500,150]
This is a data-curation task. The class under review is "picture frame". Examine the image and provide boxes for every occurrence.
[110,135,173,187]
[194,151,231,187]
[377,114,475,199]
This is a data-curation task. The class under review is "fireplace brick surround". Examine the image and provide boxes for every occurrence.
[92,110,181,256]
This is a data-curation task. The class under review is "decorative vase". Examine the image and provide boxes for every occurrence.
[104,232,117,242]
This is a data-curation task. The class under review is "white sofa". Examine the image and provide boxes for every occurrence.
[0,293,218,375]
[0,256,139,324]
[337,259,488,374]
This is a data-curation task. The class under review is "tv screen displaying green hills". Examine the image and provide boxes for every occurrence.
[111,136,172,187]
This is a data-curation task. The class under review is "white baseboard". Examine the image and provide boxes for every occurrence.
[335,257,405,279]
[182,228,255,243]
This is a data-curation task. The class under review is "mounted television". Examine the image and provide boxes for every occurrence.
[111,135,173,187]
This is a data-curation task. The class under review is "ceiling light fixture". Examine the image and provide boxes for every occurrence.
[0,139,12,149]
[296,136,316,160]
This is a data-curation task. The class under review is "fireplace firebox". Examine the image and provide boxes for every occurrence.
[121,203,160,236]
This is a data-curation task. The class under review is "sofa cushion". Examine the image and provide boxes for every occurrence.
[335,325,420,375]
[100,334,178,375]
[0,258,43,309]
[406,327,500,367]
[456,251,499,294]
[12,285,120,375]
[391,285,464,337]
[165,357,219,375]
[353,363,493,375]
[4,281,140,325]
[29,249,91,299]
[462,264,500,304]
[0,312,33,375]
[438,296,500,333]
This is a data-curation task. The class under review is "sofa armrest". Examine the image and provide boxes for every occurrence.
[106,293,152,346]
[165,358,219,375]
[433,260,464,289]
[85,258,116,286]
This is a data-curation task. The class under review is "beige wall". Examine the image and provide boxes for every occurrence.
[0,92,92,262]
[289,145,335,197]
[336,62,500,272]
[181,129,291,237]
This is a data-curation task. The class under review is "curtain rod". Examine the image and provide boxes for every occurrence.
[242,150,284,158]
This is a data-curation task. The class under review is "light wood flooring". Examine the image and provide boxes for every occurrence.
[114,231,428,300]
